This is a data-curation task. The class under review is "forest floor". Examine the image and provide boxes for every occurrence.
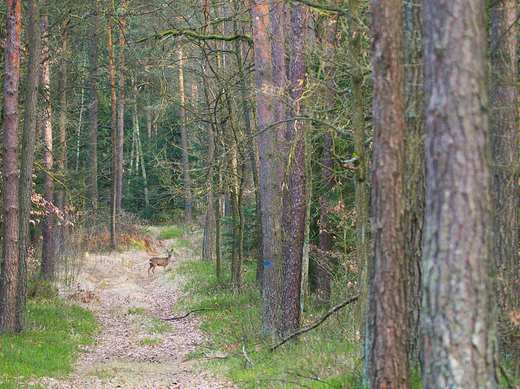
[40,237,236,389]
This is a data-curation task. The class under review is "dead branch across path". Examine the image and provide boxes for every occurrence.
[270,295,359,351]
[162,307,217,321]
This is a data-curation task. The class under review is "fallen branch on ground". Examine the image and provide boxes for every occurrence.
[242,345,254,367]
[270,295,359,351]
[162,307,217,321]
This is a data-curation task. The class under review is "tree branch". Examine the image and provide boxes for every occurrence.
[292,0,348,16]
[138,30,253,46]
[270,295,359,351]
[162,307,217,321]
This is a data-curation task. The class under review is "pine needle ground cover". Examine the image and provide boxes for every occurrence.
[0,298,98,388]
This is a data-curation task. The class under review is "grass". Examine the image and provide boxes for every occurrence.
[0,298,98,388]
[174,256,364,388]
[158,226,185,240]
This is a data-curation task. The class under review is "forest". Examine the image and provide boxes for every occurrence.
[0,0,518,388]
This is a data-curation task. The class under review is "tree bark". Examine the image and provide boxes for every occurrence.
[490,0,519,351]
[0,0,21,334]
[368,0,409,387]
[281,3,308,337]
[422,0,497,387]
[17,0,40,333]
[253,0,284,337]
[404,0,424,364]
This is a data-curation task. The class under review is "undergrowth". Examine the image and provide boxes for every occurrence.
[0,298,98,388]
[174,257,363,388]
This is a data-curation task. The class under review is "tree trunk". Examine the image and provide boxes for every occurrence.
[316,13,338,303]
[253,0,284,337]
[17,0,40,333]
[368,0,409,387]
[0,0,21,334]
[422,0,497,387]
[281,3,308,337]
[109,19,117,249]
[178,48,192,224]
[490,0,519,352]
[404,0,424,364]
[40,12,55,280]
[86,8,99,212]
[116,4,126,217]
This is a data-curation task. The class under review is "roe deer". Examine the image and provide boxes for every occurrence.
[148,249,172,275]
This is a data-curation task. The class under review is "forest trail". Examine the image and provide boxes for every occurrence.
[45,239,235,389]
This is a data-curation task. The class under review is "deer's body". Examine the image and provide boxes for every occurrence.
[148,250,172,275]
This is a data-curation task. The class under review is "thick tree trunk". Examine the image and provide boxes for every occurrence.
[17,0,40,333]
[368,0,409,387]
[281,3,308,337]
[253,0,284,337]
[40,13,55,280]
[490,0,519,352]
[0,0,21,334]
[422,0,497,387]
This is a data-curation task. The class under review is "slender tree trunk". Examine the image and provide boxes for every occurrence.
[422,0,497,387]
[178,48,192,224]
[17,0,40,333]
[56,23,69,275]
[86,8,99,212]
[490,0,519,352]
[0,0,21,334]
[116,4,126,217]
[281,3,308,337]
[403,0,424,364]
[40,12,55,280]
[368,0,409,387]
[109,19,117,249]
[316,14,338,303]
[75,57,86,172]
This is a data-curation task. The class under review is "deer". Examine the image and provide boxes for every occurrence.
[148,249,172,276]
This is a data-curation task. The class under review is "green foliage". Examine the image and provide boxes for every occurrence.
[175,257,363,388]
[158,226,185,240]
[0,298,98,387]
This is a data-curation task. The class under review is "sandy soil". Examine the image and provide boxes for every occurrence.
[42,241,236,389]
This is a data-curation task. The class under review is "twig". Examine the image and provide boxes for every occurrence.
[270,295,359,351]
[242,345,254,367]
[162,307,217,321]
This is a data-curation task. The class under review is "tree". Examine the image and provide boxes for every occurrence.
[87,5,99,212]
[422,0,497,386]
[116,1,127,218]
[0,0,22,333]
[40,8,55,280]
[253,0,284,337]
[281,2,308,337]
[367,0,409,387]
[17,0,41,332]
[490,0,519,348]
[404,0,424,362]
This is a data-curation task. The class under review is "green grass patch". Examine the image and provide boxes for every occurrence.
[175,256,364,388]
[138,337,163,347]
[158,226,185,240]
[0,298,98,387]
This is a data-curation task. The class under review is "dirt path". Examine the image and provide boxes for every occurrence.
[45,242,235,389]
